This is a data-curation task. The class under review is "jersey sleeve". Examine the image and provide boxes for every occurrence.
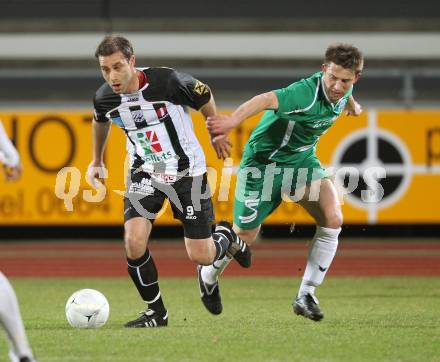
[166,70,212,110]
[273,79,316,118]
[93,93,110,123]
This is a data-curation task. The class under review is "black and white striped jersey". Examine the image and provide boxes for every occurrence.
[93,67,211,177]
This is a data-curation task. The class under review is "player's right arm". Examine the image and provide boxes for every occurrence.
[87,119,110,185]
[87,94,111,185]
[206,91,278,136]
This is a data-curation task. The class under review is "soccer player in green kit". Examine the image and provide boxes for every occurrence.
[199,43,363,321]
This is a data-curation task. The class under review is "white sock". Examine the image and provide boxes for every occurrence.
[0,272,34,361]
[298,226,341,297]
[201,255,232,285]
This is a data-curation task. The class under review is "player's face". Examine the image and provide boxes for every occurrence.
[98,52,136,94]
[322,62,360,103]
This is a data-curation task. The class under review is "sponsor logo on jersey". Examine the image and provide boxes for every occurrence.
[311,118,336,129]
[143,151,173,163]
[127,96,139,102]
[136,130,175,164]
[137,131,163,153]
[145,130,163,152]
[194,80,209,96]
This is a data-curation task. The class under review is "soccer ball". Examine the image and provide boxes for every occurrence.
[65,289,110,329]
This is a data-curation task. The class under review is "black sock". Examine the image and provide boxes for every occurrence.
[216,224,247,249]
[212,232,230,260]
[127,249,166,316]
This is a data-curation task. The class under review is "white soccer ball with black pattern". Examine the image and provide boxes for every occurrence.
[65,289,110,329]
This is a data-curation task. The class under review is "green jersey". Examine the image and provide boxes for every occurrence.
[243,71,353,165]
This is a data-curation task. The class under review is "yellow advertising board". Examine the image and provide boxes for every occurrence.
[0,111,124,225]
[0,109,439,225]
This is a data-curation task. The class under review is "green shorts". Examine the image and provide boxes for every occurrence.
[233,149,328,230]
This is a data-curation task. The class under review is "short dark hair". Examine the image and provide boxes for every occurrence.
[95,35,134,60]
[325,43,363,74]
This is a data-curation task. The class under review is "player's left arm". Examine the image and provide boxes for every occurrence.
[168,70,231,159]
[199,94,232,159]
[345,95,362,116]
[206,91,279,137]
[0,120,22,181]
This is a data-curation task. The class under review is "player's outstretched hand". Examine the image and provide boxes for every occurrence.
[211,134,232,159]
[86,161,108,187]
[206,115,238,136]
[345,99,362,116]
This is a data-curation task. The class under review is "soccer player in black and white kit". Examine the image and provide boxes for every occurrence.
[88,35,251,328]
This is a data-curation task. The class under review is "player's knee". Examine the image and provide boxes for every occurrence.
[184,237,214,265]
[124,232,147,259]
[186,247,212,265]
[324,211,343,229]
[189,254,211,265]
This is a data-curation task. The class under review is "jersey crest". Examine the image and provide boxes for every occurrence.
[194,80,209,96]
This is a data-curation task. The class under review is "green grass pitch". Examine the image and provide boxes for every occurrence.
[1,277,440,361]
